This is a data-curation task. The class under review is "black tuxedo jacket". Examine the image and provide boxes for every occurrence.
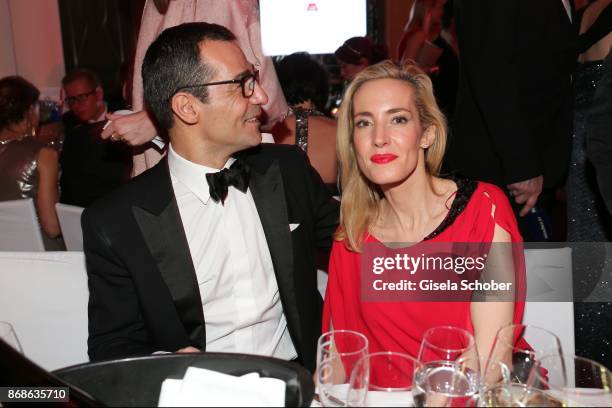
[446,0,578,188]
[82,144,339,372]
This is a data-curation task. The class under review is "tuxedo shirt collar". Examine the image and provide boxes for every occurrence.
[167,143,236,205]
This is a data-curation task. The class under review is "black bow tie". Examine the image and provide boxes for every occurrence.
[205,159,250,204]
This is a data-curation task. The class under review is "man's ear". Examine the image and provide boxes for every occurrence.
[420,125,437,149]
[171,93,199,125]
[95,86,104,101]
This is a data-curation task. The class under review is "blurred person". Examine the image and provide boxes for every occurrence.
[273,52,338,191]
[446,0,579,241]
[82,23,338,370]
[567,0,612,242]
[59,69,132,207]
[334,36,388,82]
[323,61,527,367]
[572,0,612,370]
[100,0,290,177]
[0,76,63,250]
[588,50,612,214]
[399,0,459,117]
[61,69,107,131]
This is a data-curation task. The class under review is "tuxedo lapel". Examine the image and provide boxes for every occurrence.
[247,157,303,345]
[132,160,205,346]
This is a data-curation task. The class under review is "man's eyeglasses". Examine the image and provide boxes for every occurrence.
[173,67,260,99]
[64,89,97,105]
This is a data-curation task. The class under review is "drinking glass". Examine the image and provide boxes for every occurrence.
[413,358,480,407]
[482,324,563,390]
[0,321,23,352]
[529,354,612,407]
[316,330,369,407]
[418,326,479,364]
[347,351,421,407]
[479,383,564,407]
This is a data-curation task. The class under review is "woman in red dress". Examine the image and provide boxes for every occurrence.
[323,60,526,368]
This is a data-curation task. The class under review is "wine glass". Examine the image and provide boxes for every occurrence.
[413,358,480,407]
[418,326,479,364]
[347,351,421,407]
[481,324,564,404]
[529,354,612,407]
[316,330,369,407]
[0,321,23,352]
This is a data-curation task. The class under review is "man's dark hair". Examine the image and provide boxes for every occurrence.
[0,76,40,131]
[62,68,101,89]
[276,53,329,111]
[142,22,236,131]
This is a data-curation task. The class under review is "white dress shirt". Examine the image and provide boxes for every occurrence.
[167,145,297,360]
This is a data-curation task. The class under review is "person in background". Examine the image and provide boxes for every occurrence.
[334,36,388,82]
[0,76,63,250]
[273,52,338,192]
[572,0,612,371]
[59,69,132,207]
[61,69,107,132]
[323,60,527,369]
[446,0,578,241]
[566,0,612,242]
[99,0,290,177]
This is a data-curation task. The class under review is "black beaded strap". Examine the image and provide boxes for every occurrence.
[423,178,478,240]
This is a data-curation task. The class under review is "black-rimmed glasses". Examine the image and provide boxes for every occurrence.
[173,67,260,99]
[64,89,97,105]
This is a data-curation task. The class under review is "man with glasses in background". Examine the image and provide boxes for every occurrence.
[82,22,338,372]
[58,69,132,207]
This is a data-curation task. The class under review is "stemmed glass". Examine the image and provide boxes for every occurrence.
[316,330,369,407]
[347,351,421,407]
[415,326,480,407]
[480,324,564,406]
[529,354,612,407]
[418,326,479,363]
[0,321,23,352]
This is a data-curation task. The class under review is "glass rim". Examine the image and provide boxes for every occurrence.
[318,329,369,357]
[533,353,612,392]
[495,323,561,353]
[420,325,475,354]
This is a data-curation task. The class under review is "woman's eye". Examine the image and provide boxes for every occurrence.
[391,115,408,124]
[355,119,371,128]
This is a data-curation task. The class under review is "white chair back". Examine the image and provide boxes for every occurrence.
[0,198,45,251]
[523,247,575,357]
[55,203,85,251]
[0,251,89,370]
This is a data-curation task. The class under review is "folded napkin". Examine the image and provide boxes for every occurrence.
[158,366,286,407]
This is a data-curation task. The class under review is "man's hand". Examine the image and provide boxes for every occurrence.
[507,175,543,216]
[176,346,200,353]
[101,110,157,146]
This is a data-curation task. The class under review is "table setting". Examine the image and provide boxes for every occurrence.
[311,324,612,407]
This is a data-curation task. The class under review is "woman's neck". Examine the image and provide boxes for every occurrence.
[377,170,455,242]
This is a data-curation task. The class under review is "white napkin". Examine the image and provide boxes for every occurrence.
[158,367,286,407]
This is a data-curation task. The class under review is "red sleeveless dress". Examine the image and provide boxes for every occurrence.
[322,179,528,357]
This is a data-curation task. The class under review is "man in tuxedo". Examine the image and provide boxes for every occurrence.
[60,69,132,206]
[446,0,578,237]
[82,22,339,371]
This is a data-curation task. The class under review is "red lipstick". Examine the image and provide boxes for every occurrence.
[370,154,398,164]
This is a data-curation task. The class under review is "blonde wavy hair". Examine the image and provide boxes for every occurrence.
[336,60,447,252]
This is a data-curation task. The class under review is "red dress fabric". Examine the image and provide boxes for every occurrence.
[322,180,527,358]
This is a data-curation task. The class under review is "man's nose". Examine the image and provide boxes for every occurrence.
[250,81,268,106]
